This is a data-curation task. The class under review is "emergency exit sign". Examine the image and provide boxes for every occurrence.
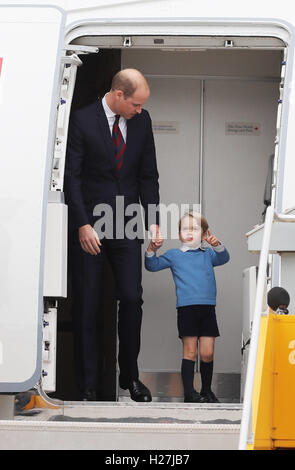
[226,122,261,136]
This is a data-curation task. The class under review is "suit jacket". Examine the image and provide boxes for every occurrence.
[64,99,160,237]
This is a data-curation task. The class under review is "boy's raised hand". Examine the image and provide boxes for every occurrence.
[148,224,164,253]
[203,229,220,247]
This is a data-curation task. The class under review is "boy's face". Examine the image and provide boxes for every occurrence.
[179,216,203,246]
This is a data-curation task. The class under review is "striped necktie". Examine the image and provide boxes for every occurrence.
[112,114,126,171]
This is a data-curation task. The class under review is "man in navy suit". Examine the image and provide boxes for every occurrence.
[64,69,162,402]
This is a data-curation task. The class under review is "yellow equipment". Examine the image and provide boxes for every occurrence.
[249,310,295,449]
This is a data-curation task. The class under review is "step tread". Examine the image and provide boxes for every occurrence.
[14,400,242,428]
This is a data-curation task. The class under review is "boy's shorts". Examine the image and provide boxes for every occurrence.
[177,304,220,338]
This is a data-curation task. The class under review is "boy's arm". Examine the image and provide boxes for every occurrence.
[202,229,230,266]
[144,250,172,272]
[209,244,230,266]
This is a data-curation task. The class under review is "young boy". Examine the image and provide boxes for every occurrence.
[145,212,230,403]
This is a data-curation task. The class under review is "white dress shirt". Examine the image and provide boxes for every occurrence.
[101,93,127,142]
[180,240,225,252]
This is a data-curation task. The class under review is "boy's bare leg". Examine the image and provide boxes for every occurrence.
[199,336,215,362]
[182,336,198,361]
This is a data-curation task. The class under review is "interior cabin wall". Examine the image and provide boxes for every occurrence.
[121,49,281,393]
[202,78,279,373]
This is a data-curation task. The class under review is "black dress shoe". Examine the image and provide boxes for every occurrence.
[200,390,220,403]
[184,390,202,403]
[120,380,152,402]
[81,389,97,401]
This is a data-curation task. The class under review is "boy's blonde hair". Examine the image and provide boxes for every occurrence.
[178,211,209,234]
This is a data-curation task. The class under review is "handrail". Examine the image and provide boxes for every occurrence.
[239,206,295,449]
[239,205,274,449]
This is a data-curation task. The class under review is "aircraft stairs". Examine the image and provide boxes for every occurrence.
[0,396,242,450]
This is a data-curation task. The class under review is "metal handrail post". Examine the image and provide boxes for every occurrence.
[239,204,275,450]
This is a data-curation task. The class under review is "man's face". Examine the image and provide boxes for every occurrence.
[116,86,150,120]
[179,216,202,247]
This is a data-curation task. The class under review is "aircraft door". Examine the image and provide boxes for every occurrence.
[0,5,65,393]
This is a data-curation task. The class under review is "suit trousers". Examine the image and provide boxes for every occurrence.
[70,235,143,392]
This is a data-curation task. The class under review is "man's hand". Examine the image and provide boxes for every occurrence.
[147,224,164,253]
[202,229,220,247]
[79,224,102,255]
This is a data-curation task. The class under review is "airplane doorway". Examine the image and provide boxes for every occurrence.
[51,45,282,403]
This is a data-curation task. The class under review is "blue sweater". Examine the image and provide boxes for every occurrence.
[145,246,230,308]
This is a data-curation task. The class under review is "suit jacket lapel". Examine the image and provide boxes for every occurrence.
[95,100,118,176]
